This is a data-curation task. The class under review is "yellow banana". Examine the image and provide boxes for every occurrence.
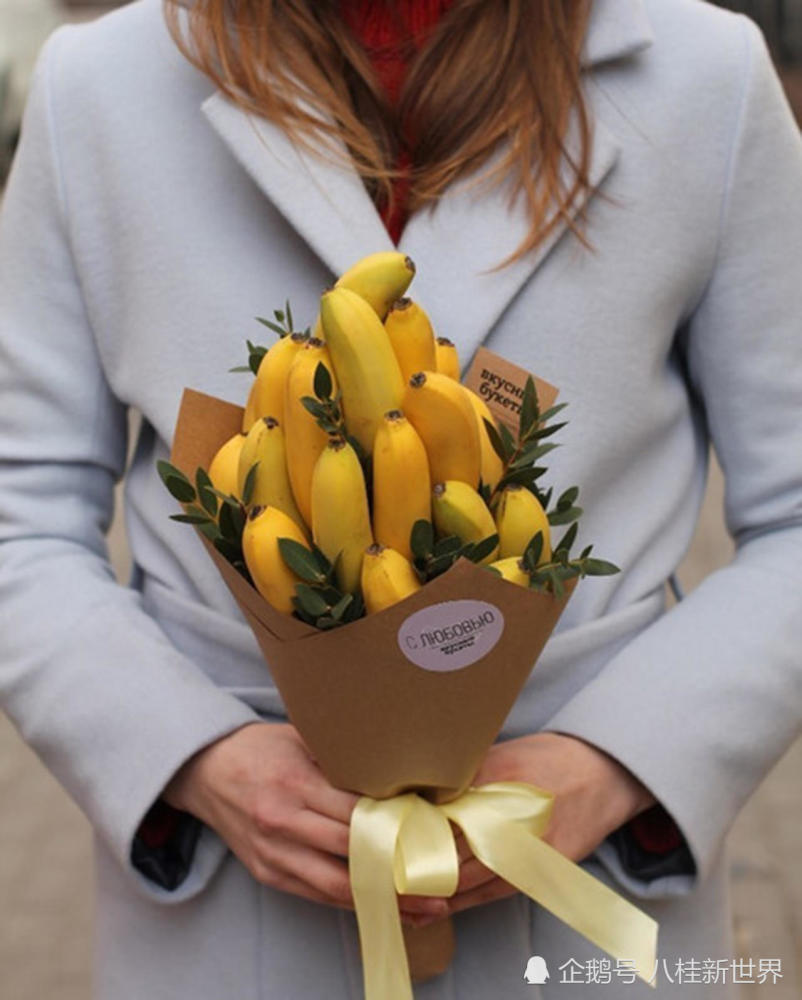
[402,371,481,487]
[384,298,436,382]
[335,251,416,319]
[208,432,246,498]
[464,389,505,492]
[488,556,530,587]
[283,337,338,528]
[242,505,310,615]
[309,252,416,334]
[495,485,552,561]
[320,287,405,453]
[431,480,498,564]
[311,437,374,594]
[361,544,422,614]
[435,337,461,380]
[242,332,308,432]
[237,417,308,535]
[372,410,431,560]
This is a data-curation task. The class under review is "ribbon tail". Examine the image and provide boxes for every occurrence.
[349,796,416,1000]
[445,798,658,988]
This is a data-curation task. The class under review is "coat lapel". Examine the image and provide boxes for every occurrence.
[200,0,653,363]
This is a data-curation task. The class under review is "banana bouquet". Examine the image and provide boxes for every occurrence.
[161,253,658,998]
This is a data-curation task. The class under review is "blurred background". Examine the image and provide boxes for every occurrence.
[0,1,801,998]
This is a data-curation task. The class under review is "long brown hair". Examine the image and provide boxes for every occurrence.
[164,0,594,266]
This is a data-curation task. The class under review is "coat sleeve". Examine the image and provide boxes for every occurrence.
[542,16,802,899]
[0,29,261,903]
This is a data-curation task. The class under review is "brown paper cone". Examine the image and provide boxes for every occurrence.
[171,382,574,982]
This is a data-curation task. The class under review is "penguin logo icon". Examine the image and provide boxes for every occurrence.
[524,955,550,984]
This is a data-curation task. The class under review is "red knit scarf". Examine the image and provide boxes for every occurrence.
[339,0,455,243]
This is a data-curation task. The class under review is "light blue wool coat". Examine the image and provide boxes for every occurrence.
[1,0,801,997]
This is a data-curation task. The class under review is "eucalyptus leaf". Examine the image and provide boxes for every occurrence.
[228,365,252,373]
[583,558,620,576]
[523,531,544,570]
[580,544,593,559]
[537,402,569,424]
[218,501,238,541]
[313,361,333,401]
[556,486,580,510]
[482,418,508,463]
[242,463,259,507]
[256,316,286,337]
[410,519,434,560]
[330,593,353,621]
[519,377,539,439]
[468,533,499,564]
[198,521,220,542]
[285,300,294,332]
[434,535,463,556]
[157,460,195,496]
[547,505,583,526]
[278,538,327,583]
[213,536,241,564]
[555,521,578,555]
[498,422,517,457]
[428,553,458,578]
[530,421,568,440]
[164,475,196,504]
[169,512,212,525]
[295,584,331,618]
[498,466,547,490]
[229,501,246,538]
[301,396,328,420]
[510,442,560,469]
[311,543,334,579]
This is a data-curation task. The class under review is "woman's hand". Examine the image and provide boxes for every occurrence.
[162,721,449,927]
[442,731,656,919]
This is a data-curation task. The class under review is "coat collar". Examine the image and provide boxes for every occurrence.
[200,0,653,367]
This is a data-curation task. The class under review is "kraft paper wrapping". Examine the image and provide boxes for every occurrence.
[168,351,628,987]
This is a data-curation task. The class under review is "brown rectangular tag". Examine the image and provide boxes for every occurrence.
[462,346,558,433]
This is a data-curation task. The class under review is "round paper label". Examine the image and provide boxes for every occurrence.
[397,600,505,672]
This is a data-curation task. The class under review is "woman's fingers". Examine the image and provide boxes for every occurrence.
[446,875,518,915]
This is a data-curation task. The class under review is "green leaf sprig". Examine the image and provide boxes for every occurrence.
[229,300,309,374]
[300,362,372,490]
[481,376,568,509]
[409,518,499,583]
[277,539,365,629]
[485,526,619,598]
[157,460,254,584]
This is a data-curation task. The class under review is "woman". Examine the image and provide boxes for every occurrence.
[0,0,800,997]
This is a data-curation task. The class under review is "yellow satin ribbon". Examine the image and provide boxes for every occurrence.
[349,782,658,1000]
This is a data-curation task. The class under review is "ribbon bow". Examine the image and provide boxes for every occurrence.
[349,782,658,999]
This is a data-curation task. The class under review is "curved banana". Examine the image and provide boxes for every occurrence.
[311,437,374,594]
[208,432,246,498]
[320,286,405,453]
[336,251,416,319]
[242,505,310,614]
[237,417,308,535]
[283,337,338,527]
[431,480,498,564]
[361,544,422,614]
[402,371,481,487]
[434,337,461,380]
[309,252,416,334]
[384,298,437,382]
[242,331,308,432]
[495,485,552,561]
[488,556,530,587]
[372,410,431,560]
[464,389,505,493]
